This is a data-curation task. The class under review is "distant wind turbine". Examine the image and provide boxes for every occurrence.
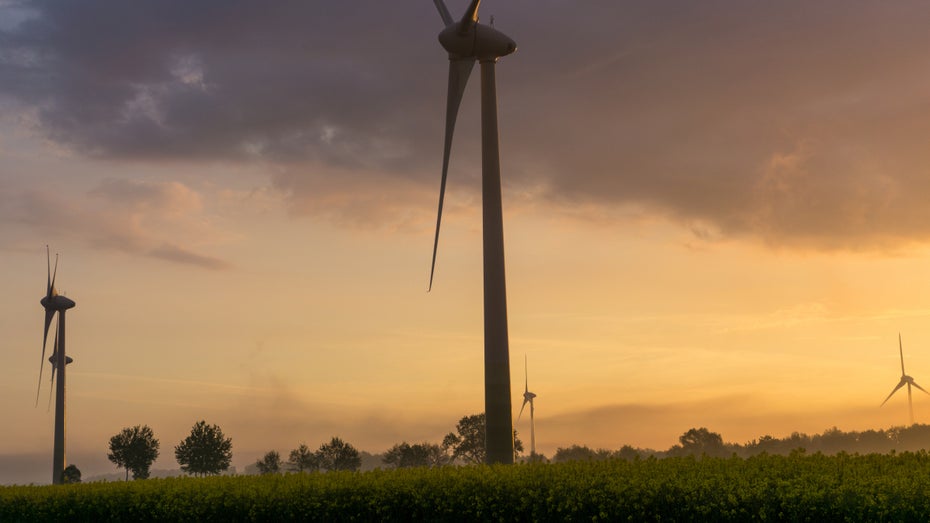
[880,333,929,425]
[428,0,518,464]
[517,355,537,457]
[38,247,76,485]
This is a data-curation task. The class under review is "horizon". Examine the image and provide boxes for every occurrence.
[5,0,930,486]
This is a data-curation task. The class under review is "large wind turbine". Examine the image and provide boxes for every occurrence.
[517,355,537,457]
[38,247,76,484]
[880,333,929,425]
[428,0,517,464]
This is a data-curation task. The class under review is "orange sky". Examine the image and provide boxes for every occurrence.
[4,1,930,483]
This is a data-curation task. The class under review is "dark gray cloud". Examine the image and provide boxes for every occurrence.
[4,1,930,248]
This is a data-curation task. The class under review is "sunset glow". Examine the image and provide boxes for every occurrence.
[4,1,930,483]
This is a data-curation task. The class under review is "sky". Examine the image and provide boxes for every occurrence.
[4,0,930,484]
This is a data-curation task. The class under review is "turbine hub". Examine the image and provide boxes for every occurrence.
[439,23,516,62]
[41,295,76,311]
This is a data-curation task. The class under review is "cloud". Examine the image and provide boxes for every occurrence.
[0,178,231,269]
[4,1,930,249]
[149,243,229,270]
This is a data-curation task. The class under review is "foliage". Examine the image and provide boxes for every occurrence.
[174,420,232,477]
[382,442,450,469]
[288,443,319,473]
[668,427,729,458]
[108,425,160,480]
[256,451,282,475]
[442,413,524,464]
[317,437,361,472]
[61,465,81,484]
[552,444,612,463]
[9,453,930,520]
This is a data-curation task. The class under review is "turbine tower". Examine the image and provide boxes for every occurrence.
[517,355,537,457]
[428,0,517,464]
[37,247,76,484]
[880,333,929,425]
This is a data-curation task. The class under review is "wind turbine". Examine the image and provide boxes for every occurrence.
[517,355,537,457]
[37,247,76,485]
[428,0,517,464]
[880,333,929,425]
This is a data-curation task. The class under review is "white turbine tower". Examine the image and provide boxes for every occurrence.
[881,333,930,425]
[37,247,76,484]
[517,355,537,457]
[427,0,518,464]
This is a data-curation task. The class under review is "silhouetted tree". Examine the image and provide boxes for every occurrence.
[107,425,160,480]
[288,443,319,472]
[673,427,727,457]
[524,452,548,463]
[858,429,893,454]
[317,437,361,472]
[553,444,612,463]
[896,424,930,451]
[256,450,282,475]
[62,464,81,484]
[615,445,641,461]
[174,420,232,476]
[442,413,524,464]
[383,442,450,468]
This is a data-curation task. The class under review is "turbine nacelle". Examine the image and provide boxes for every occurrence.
[48,354,74,366]
[523,391,536,401]
[439,23,516,62]
[41,295,76,312]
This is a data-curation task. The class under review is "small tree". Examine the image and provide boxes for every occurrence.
[255,450,282,475]
[443,413,524,464]
[62,464,81,484]
[552,444,611,463]
[675,427,727,457]
[174,420,233,476]
[317,437,361,472]
[108,425,160,480]
[288,443,319,472]
[383,442,450,469]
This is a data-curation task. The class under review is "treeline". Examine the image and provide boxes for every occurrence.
[92,418,930,481]
[548,424,930,463]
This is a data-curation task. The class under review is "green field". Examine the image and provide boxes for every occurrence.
[3,452,930,521]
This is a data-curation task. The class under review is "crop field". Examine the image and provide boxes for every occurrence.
[3,452,930,521]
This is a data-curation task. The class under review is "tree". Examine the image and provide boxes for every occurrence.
[288,443,320,472]
[674,427,727,457]
[107,425,160,480]
[255,450,282,475]
[62,464,81,484]
[552,444,611,463]
[442,413,523,464]
[615,445,641,461]
[317,437,361,472]
[383,442,450,469]
[174,420,233,476]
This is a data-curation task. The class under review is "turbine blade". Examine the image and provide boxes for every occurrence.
[517,398,528,422]
[46,245,52,298]
[881,381,907,407]
[50,252,59,297]
[36,309,55,407]
[458,0,480,34]
[428,57,475,291]
[48,320,60,412]
[432,0,453,26]
[524,354,529,394]
[912,380,930,396]
[900,333,906,376]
